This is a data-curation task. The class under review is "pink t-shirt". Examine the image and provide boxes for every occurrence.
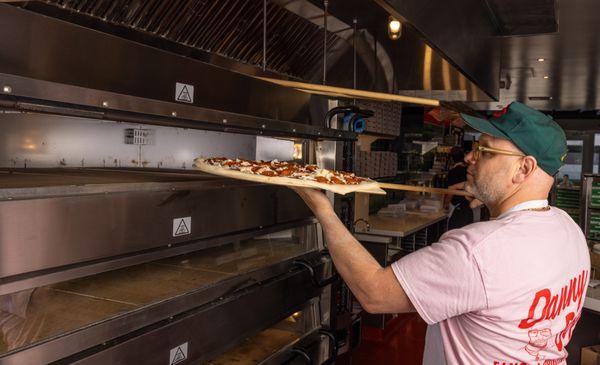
[392,206,590,365]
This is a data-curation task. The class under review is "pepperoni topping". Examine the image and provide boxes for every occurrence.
[330,176,344,184]
[278,168,295,176]
[345,176,366,185]
[204,158,367,185]
[314,176,331,184]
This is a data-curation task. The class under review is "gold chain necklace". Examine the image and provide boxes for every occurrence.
[492,205,550,219]
[522,206,551,212]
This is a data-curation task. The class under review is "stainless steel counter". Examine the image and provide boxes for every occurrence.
[357,211,449,253]
[365,211,449,238]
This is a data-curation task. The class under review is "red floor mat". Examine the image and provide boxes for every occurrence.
[347,313,427,365]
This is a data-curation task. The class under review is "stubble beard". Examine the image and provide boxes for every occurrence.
[465,172,504,206]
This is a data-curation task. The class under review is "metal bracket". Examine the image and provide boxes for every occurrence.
[318,328,338,365]
[293,255,338,288]
[288,348,312,364]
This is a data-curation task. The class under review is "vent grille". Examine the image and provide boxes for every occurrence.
[43,0,342,79]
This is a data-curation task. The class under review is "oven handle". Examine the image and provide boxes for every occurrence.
[318,329,338,365]
[292,259,338,288]
[288,347,312,364]
[285,329,338,365]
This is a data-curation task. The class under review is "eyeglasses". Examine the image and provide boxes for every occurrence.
[471,145,526,160]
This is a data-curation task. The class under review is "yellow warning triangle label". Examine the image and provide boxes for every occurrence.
[177,85,192,103]
[175,219,190,235]
[171,346,186,364]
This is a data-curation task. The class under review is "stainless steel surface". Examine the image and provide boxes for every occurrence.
[255,136,295,163]
[0,112,260,170]
[206,301,326,365]
[0,76,355,142]
[374,0,500,100]
[0,168,312,283]
[0,219,317,297]
[64,270,325,365]
[314,98,344,210]
[257,329,332,365]
[0,6,342,364]
[470,0,600,111]
[311,0,493,101]
[315,101,343,170]
[8,0,492,103]
[0,112,297,170]
[27,0,341,81]
[0,170,256,200]
[0,5,356,141]
[0,243,331,364]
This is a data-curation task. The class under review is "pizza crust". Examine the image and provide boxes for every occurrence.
[193,158,386,195]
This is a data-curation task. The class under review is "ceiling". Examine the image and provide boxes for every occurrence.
[471,0,600,111]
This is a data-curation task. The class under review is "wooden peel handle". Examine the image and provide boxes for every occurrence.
[378,182,473,197]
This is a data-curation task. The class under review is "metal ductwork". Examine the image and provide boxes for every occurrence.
[19,0,342,80]
[10,0,495,103]
[0,3,359,141]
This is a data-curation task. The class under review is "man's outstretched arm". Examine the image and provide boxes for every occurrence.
[293,187,414,314]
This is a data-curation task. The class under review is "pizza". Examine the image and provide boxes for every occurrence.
[193,157,386,195]
[202,157,366,184]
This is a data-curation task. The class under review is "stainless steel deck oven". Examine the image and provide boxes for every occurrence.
[0,4,357,364]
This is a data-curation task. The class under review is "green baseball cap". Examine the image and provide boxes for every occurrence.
[460,102,567,176]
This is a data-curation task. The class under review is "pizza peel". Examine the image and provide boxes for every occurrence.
[194,159,473,197]
[193,158,387,195]
[377,182,473,197]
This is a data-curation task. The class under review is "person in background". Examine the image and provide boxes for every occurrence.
[558,174,574,188]
[444,147,473,229]
[291,102,590,364]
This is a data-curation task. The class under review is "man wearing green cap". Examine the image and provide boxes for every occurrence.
[292,102,590,364]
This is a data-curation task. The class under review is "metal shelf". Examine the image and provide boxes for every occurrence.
[359,131,399,139]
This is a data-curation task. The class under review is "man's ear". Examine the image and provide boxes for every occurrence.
[514,156,537,183]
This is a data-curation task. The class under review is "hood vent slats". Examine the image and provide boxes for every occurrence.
[43,0,342,79]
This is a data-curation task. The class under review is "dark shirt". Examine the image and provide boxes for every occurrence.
[446,164,468,206]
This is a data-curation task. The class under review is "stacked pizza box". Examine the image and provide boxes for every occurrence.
[383,152,398,177]
[357,101,401,136]
[354,151,398,178]
[365,118,383,135]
